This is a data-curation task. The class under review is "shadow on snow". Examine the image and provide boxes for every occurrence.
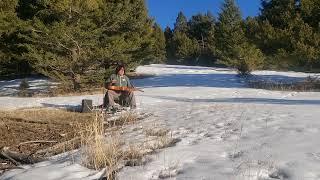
[132,73,306,89]
[141,95,320,106]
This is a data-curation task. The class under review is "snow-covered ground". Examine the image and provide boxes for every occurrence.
[0,77,58,97]
[1,64,320,180]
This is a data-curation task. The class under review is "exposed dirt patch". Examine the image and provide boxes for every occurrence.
[0,109,96,168]
[0,108,154,173]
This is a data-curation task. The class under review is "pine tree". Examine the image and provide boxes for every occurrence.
[216,0,264,74]
[260,0,297,29]
[257,0,320,70]
[171,12,199,64]
[95,0,154,70]
[148,23,166,64]
[21,0,155,91]
[174,11,188,33]
[288,15,320,69]
[0,0,18,61]
[300,0,320,29]
[216,0,244,61]
[172,31,199,64]
[188,12,217,65]
[0,0,30,76]
[164,26,175,63]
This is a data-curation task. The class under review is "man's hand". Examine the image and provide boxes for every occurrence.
[106,80,117,88]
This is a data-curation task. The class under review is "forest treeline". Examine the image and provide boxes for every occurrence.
[165,0,320,74]
[1,0,319,90]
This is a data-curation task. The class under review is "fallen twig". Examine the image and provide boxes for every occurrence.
[34,137,80,156]
[18,140,57,146]
[7,117,71,125]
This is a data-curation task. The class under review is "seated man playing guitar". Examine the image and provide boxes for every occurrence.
[104,64,138,110]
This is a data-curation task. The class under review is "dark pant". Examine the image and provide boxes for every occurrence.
[104,90,136,109]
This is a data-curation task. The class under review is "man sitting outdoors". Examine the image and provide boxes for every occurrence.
[104,65,136,111]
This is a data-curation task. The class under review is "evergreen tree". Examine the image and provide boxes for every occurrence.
[288,15,320,69]
[21,0,154,90]
[0,0,18,61]
[96,0,154,70]
[188,12,217,65]
[216,0,244,61]
[260,0,297,29]
[172,31,199,64]
[300,0,320,29]
[188,12,215,43]
[0,0,30,77]
[148,23,166,64]
[216,0,264,74]
[174,11,188,33]
[171,12,199,64]
[164,26,175,63]
[257,0,320,69]
[233,42,265,75]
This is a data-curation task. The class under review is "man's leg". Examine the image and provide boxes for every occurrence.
[104,90,121,109]
[126,91,136,109]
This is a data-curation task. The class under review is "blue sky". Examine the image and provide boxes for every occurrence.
[146,0,261,29]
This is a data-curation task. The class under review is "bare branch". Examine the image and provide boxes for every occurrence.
[64,33,81,56]
[18,140,57,146]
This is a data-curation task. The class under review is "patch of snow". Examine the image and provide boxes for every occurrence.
[0,77,58,96]
[1,64,320,180]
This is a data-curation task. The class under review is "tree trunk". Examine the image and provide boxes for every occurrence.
[72,73,81,91]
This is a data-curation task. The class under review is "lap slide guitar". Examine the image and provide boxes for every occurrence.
[107,86,144,92]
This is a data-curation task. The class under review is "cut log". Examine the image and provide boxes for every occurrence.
[0,147,44,164]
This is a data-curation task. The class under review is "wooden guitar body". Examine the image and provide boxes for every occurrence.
[107,86,144,92]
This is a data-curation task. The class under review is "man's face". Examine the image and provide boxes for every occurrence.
[118,67,124,76]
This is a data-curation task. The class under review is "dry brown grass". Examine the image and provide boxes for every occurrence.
[106,111,140,127]
[143,125,179,151]
[0,108,95,155]
[247,76,320,91]
[144,127,170,137]
[0,108,94,125]
[146,135,180,151]
[122,144,145,166]
[1,108,177,179]
[79,112,123,179]
[79,111,148,178]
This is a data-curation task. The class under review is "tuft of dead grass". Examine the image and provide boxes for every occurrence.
[144,127,170,137]
[79,111,153,178]
[106,111,140,128]
[122,144,145,166]
[146,135,180,151]
[79,113,123,179]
